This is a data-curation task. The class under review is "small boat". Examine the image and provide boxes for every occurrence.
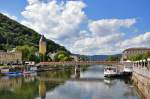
[0,68,9,74]
[23,66,37,75]
[5,72,22,77]
[23,70,36,75]
[123,65,133,75]
[122,60,133,76]
[30,67,37,71]
[104,66,118,77]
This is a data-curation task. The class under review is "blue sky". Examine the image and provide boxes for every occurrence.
[1,0,150,31]
[84,0,150,32]
[0,0,150,55]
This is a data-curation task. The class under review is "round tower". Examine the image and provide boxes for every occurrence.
[39,35,47,56]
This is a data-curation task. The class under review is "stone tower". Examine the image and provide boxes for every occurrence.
[39,35,46,56]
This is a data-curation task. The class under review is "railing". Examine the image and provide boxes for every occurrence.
[133,66,150,78]
[36,61,120,66]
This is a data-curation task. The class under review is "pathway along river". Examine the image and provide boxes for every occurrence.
[0,65,144,99]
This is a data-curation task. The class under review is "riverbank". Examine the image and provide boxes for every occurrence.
[132,70,150,99]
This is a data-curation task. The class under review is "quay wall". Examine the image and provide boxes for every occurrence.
[132,68,150,99]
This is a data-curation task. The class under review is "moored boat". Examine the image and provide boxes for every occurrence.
[5,71,22,77]
[0,68,9,74]
[122,60,133,76]
[23,70,36,75]
[123,65,133,75]
[104,66,118,77]
[23,65,37,75]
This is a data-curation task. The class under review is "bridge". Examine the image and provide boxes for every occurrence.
[36,61,120,66]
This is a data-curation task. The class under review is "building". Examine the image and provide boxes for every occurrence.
[39,35,47,55]
[121,48,150,61]
[47,52,57,61]
[0,51,22,64]
[71,55,79,61]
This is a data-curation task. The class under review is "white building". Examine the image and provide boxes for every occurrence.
[121,48,150,61]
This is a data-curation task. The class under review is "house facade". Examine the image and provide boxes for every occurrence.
[121,48,150,61]
[0,51,22,64]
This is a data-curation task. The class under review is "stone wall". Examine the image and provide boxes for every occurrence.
[132,72,150,99]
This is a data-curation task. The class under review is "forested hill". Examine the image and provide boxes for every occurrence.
[0,13,68,53]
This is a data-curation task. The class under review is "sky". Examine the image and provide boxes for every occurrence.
[0,0,150,55]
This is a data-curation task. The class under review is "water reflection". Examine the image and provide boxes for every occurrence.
[0,65,142,99]
[39,81,46,99]
[0,77,22,91]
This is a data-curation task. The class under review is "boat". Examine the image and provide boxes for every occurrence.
[23,66,37,75]
[5,72,22,77]
[123,65,133,75]
[104,66,118,77]
[122,60,133,75]
[23,70,36,75]
[0,68,9,74]
[30,66,37,71]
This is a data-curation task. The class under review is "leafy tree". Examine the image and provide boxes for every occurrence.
[0,13,69,53]
[38,53,51,62]
[143,52,150,59]
[16,45,37,61]
[128,54,143,61]
[54,51,72,62]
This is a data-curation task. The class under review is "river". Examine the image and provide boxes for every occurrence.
[0,65,143,99]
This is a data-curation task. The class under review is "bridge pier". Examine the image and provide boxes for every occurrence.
[75,65,80,79]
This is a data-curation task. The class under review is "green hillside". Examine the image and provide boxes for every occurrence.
[0,13,68,53]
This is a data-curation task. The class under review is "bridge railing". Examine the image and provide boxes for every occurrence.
[133,66,150,78]
[36,61,120,66]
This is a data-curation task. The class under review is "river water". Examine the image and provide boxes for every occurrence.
[0,65,143,99]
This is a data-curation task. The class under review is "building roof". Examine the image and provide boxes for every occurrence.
[123,47,150,52]
[39,35,46,42]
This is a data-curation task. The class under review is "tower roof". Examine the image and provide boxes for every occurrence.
[40,35,46,42]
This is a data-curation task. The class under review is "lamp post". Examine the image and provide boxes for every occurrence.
[147,58,150,69]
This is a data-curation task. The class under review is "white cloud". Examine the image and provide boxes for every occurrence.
[71,34,123,55]
[27,0,39,5]
[118,32,150,48]
[2,12,18,20]
[21,0,149,55]
[70,19,136,55]
[88,19,136,36]
[21,0,86,40]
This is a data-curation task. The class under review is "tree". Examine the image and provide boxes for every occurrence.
[16,45,37,61]
[0,13,69,54]
[128,54,143,61]
[143,52,150,59]
[54,51,72,62]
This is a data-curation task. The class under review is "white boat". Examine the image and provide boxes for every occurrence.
[104,66,118,77]
[30,67,37,71]
[122,60,133,75]
[0,68,9,74]
[123,65,133,75]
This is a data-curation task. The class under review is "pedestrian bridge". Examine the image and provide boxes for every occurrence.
[36,61,120,66]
